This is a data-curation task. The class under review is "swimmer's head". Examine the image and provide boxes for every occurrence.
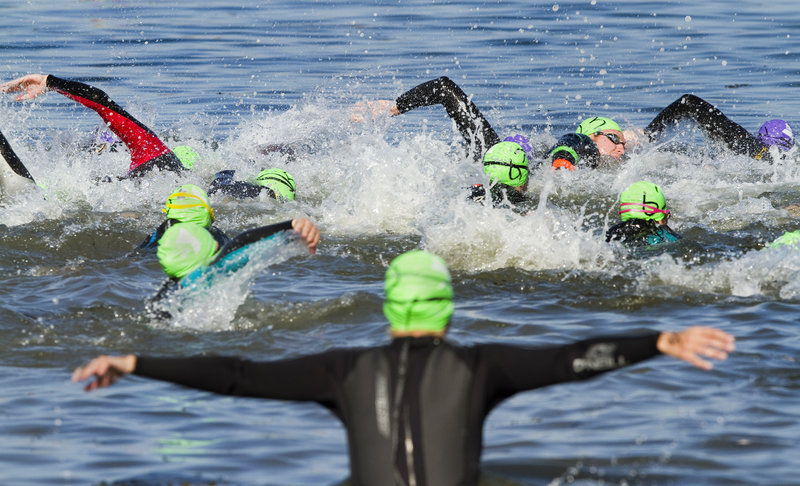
[618,181,669,222]
[758,119,795,152]
[157,222,219,279]
[172,145,200,169]
[769,230,800,249]
[483,141,529,188]
[503,134,535,159]
[384,250,454,334]
[163,184,215,227]
[576,116,621,136]
[254,168,296,201]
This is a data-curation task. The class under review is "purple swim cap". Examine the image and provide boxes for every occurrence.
[758,119,794,151]
[503,134,534,159]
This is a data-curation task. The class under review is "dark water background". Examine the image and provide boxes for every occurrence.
[1,1,799,484]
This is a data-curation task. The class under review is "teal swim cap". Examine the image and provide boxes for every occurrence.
[172,145,199,169]
[384,250,454,333]
[157,222,220,279]
[255,168,296,201]
[618,181,669,222]
[482,141,529,187]
[163,184,215,227]
[769,230,800,248]
[576,117,621,135]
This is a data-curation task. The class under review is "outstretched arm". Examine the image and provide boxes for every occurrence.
[0,128,36,183]
[72,354,136,392]
[657,326,734,370]
[1,74,49,101]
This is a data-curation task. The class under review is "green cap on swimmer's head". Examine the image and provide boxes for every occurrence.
[172,145,199,169]
[769,230,800,249]
[482,141,529,187]
[163,184,215,227]
[157,222,220,279]
[384,250,454,333]
[618,181,669,222]
[255,168,296,201]
[576,117,621,135]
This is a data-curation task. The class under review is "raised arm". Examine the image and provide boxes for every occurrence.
[0,128,36,183]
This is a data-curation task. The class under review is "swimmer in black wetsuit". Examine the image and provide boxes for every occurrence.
[468,140,534,210]
[137,184,230,251]
[606,181,681,247]
[208,168,296,201]
[363,76,627,169]
[643,94,795,162]
[73,249,734,486]
[1,74,195,178]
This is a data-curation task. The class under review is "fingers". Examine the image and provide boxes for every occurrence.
[1,74,47,101]
[657,327,735,370]
[291,218,321,254]
[72,355,135,392]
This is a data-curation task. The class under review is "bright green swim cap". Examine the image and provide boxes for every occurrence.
[769,230,800,249]
[172,145,199,169]
[255,168,296,201]
[576,116,621,135]
[384,250,454,333]
[163,184,215,227]
[157,222,220,279]
[618,181,669,222]
[482,141,529,187]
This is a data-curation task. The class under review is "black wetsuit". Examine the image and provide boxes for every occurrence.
[547,132,601,169]
[467,183,535,213]
[137,219,230,250]
[45,75,185,177]
[606,219,681,247]
[644,94,772,161]
[207,170,275,199]
[0,129,36,183]
[133,332,662,485]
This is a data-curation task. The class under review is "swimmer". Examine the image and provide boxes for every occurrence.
[208,168,296,201]
[606,181,681,247]
[1,74,198,178]
[137,184,230,250]
[74,249,734,486]
[469,140,533,209]
[360,76,626,168]
[643,94,794,162]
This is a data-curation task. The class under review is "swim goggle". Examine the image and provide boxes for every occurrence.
[597,131,625,146]
[163,191,215,222]
[618,202,670,217]
[483,161,528,184]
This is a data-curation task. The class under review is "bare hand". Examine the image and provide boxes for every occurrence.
[350,100,398,122]
[72,354,137,392]
[657,327,735,370]
[1,74,49,101]
[291,217,320,254]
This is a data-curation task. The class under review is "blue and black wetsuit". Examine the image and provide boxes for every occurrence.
[207,170,275,199]
[605,219,681,247]
[44,75,184,177]
[547,132,601,169]
[645,94,773,161]
[137,219,230,251]
[132,332,662,485]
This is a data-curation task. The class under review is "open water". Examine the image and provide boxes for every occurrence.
[0,1,799,484]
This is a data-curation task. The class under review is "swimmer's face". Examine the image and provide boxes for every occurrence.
[592,130,626,160]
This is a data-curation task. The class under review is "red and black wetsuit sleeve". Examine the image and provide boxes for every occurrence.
[476,332,661,406]
[0,128,35,182]
[644,94,770,160]
[394,76,501,160]
[45,75,183,175]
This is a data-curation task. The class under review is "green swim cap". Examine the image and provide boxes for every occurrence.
[255,168,296,201]
[618,181,669,222]
[384,250,454,333]
[163,184,215,227]
[482,141,529,187]
[769,230,800,249]
[157,222,220,279]
[576,116,621,135]
[172,145,199,170]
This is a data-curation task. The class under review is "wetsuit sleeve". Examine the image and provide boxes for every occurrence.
[210,219,294,264]
[45,75,181,173]
[644,94,768,159]
[548,133,600,169]
[134,351,357,407]
[0,128,35,182]
[478,332,661,404]
[394,76,501,159]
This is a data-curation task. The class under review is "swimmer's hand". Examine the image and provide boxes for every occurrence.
[657,326,735,370]
[292,217,321,255]
[1,74,49,101]
[622,128,646,149]
[72,354,137,392]
[350,99,399,122]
